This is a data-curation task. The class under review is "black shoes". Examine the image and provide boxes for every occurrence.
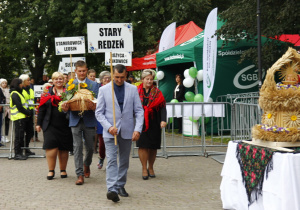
[142,175,149,180]
[107,191,120,202]
[14,154,28,160]
[25,149,35,156]
[60,170,68,178]
[97,158,104,169]
[118,187,129,197]
[148,169,156,178]
[47,170,55,180]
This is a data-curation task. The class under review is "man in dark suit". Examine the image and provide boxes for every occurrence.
[62,60,98,185]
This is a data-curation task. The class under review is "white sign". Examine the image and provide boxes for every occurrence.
[87,23,133,53]
[58,62,67,73]
[61,57,86,73]
[55,36,85,55]
[34,85,43,97]
[104,52,132,66]
[203,8,218,102]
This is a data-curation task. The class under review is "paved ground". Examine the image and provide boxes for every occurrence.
[0,137,225,210]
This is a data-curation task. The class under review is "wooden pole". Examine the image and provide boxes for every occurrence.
[110,52,117,145]
[70,54,75,79]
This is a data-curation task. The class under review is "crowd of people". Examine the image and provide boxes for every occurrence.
[1,60,168,203]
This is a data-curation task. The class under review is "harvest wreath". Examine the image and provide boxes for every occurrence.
[252,47,300,142]
[58,78,96,114]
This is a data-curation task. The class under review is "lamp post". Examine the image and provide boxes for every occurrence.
[257,0,262,90]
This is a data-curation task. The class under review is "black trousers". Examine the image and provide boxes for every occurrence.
[24,116,34,147]
[14,119,26,154]
[5,115,9,136]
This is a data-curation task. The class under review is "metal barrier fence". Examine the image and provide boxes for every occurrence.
[231,96,262,141]
[216,92,259,136]
[0,104,45,159]
[132,102,230,158]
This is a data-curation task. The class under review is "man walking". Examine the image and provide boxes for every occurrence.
[62,60,98,185]
[95,64,144,202]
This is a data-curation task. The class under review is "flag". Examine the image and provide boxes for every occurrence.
[203,8,218,102]
[159,22,176,52]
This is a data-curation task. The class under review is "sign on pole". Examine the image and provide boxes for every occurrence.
[34,85,44,98]
[104,52,132,66]
[61,57,86,73]
[55,36,86,55]
[203,8,218,102]
[87,23,134,145]
[87,23,133,53]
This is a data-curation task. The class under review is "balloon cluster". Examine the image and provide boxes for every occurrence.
[183,67,204,88]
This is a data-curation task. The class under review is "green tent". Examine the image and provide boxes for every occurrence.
[156,26,284,102]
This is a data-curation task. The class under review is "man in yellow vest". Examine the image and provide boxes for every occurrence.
[19,74,35,156]
[10,78,33,160]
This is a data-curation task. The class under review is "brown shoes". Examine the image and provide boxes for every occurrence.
[84,164,90,178]
[75,175,84,185]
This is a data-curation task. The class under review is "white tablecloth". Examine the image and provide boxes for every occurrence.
[220,141,300,210]
[166,103,225,118]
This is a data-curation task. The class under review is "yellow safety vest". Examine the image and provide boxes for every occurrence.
[10,91,28,121]
[22,88,34,110]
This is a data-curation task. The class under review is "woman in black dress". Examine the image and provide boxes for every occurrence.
[36,72,73,180]
[173,74,185,133]
[136,69,167,180]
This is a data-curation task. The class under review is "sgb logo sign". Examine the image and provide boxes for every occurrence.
[233,65,265,89]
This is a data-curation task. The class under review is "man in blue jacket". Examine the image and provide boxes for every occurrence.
[62,60,98,185]
[96,64,144,202]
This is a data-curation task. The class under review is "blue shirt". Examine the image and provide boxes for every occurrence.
[114,82,125,112]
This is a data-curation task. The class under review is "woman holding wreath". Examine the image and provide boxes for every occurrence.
[36,72,73,180]
[136,69,167,180]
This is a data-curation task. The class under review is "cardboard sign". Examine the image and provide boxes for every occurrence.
[87,23,133,53]
[61,57,86,73]
[104,52,132,66]
[34,85,44,97]
[55,36,85,55]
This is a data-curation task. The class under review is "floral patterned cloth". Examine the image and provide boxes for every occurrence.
[236,142,274,205]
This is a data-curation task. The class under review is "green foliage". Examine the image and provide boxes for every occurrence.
[217,0,300,70]
[0,0,232,82]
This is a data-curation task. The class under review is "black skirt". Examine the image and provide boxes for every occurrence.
[43,106,73,151]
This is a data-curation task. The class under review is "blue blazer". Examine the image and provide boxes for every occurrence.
[67,78,99,127]
[95,81,144,139]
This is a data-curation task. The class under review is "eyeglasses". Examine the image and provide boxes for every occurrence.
[103,77,111,81]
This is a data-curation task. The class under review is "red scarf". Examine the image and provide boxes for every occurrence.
[137,83,165,132]
[38,87,63,108]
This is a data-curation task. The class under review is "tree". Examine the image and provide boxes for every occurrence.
[0,0,230,81]
[217,0,300,70]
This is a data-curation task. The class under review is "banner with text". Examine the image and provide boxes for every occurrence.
[104,52,132,66]
[55,36,85,55]
[87,23,133,53]
[61,57,86,73]
[203,8,218,102]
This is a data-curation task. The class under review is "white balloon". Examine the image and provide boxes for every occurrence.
[197,70,203,81]
[156,71,164,80]
[184,69,191,78]
[183,77,194,88]
[207,97,213,103]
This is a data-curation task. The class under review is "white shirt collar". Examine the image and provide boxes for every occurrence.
[77,78,86,83]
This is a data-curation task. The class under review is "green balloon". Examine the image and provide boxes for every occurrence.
[170,99,179,103]
[185,91,195,102]
[168,117,173,124]
[154,75,157,80]
[189,116,199,122]
[194,94,204,102]
[199,117,210,125]
[189,67,197,78]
